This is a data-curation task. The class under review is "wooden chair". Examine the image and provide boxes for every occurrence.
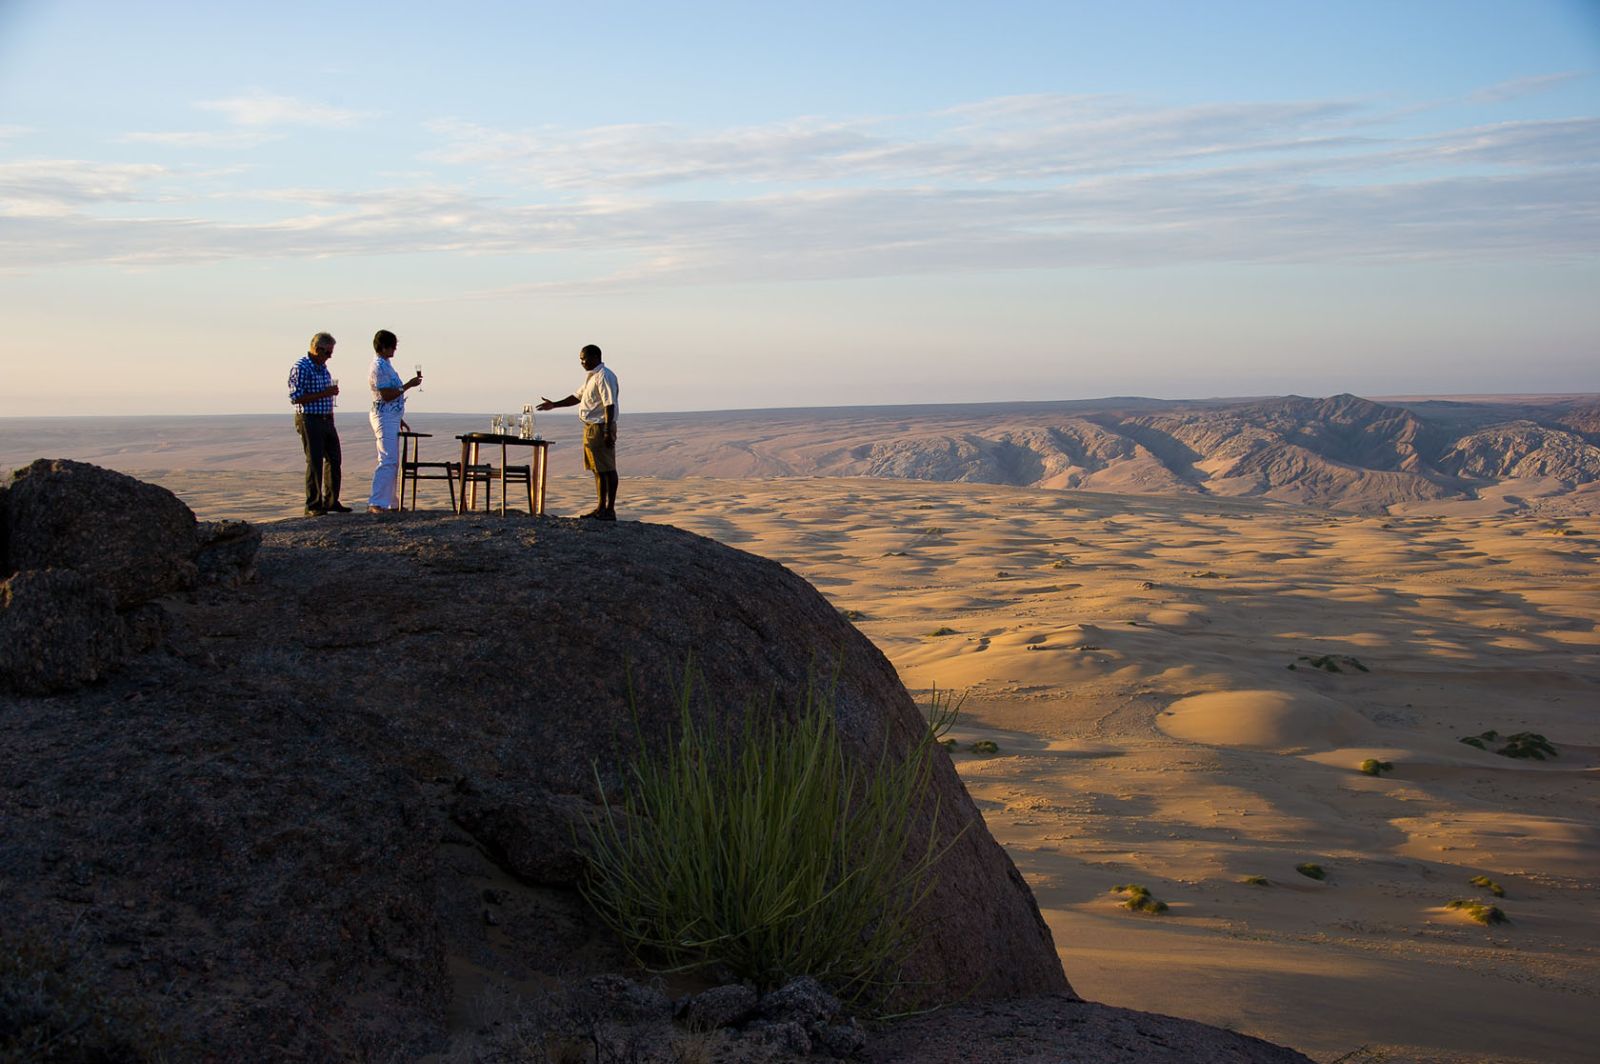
[399,432,459,512]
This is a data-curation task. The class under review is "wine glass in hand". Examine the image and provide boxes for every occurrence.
[414,363,423,392]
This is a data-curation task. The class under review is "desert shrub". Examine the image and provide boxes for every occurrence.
[925,626,958,637]
[923,685,965,742]
[1298,654,1369,673]
[1241,875,1270,887]
[1111,884,1168,913]
[579,668,962,1008]
[0,931,175,1061]
[1497,732,1557,760]
[1446,899,1507,925]
[837,608,865,622]
[1359,759,1393,777]
[1469,875,1506,898]
[1458,729,1557,759]
[968,740,999,755]
[1296,863,1327,881]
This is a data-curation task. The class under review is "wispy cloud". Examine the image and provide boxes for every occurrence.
[195,91,369,128]
[1470,72,1586,104]
[120,129,277,150]
[0,125,33,143]
[6,89,1596,281]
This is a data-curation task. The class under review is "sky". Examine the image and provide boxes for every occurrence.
[1,0,1598,416]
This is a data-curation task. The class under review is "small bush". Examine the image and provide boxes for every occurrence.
[1241,875,1270,887]
[925,626,958,637]
[1359,759,1393,777]
[1112,884,1169,913]
[923,684,966,742]
[968,739,999,755]
[1458,729,1557,759]
[837,608,865,622]
[1296,863,1327,881]
[1446,899,1507,925]
[579,667,962,1009]
[1469,875,1506,898]
[1498,732,1557,760]
[1297,654,1369,673]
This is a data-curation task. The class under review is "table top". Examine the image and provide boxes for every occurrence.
[397,430,432,437]
[456,432,550,445]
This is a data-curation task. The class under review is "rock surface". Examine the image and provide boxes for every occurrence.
[4,458,199,605]
[0,466,1308,1061]
[0,460,258,695]
[0,569,123,693]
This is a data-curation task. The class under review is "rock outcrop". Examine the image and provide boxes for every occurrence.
[0,460,260,695]
[603,393,1600,513]
[0,465,1308,1061]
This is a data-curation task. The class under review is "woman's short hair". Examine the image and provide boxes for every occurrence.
[373,330,398,353]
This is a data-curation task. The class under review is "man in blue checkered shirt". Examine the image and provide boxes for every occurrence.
[288,332,350,515]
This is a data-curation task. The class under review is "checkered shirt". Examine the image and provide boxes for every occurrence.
[289,355,335,414]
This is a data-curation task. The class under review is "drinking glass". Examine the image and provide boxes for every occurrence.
[330,378,339,409]
[491,413,503,434]
[414,362,423,392]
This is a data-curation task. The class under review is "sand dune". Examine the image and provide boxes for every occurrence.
[4,414,1599,1062]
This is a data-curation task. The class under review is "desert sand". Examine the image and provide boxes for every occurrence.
[5,414,1598,1063]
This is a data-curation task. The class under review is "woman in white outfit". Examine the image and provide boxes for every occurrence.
[366,330,422,513]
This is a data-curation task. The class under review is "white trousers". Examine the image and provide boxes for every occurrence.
[368,406,403,509]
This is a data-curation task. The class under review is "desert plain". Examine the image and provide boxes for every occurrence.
[3,406,1597,1063]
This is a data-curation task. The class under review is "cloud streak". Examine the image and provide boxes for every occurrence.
[4,91,1595,284]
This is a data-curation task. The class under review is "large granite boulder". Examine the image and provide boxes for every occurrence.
[4,459,199,606]
[0,461,260,695]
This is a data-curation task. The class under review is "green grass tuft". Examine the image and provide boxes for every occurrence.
[1446,899,1507,925]
[1469,875,1506,898]
[578,666,963,1008]
[923,684,966,742]
[968,739,999,755]
[1359,759,1393,777]
[1296,863,1327,881]
[1241,875,1270,887]
[1111,884,1169,913]
[837,608,865,621]
[925,626,958,637]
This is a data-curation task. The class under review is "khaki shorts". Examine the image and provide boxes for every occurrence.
[583,421,617,473]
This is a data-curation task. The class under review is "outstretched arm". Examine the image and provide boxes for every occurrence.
[537,394,578,411]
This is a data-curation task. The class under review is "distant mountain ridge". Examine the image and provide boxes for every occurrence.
[619,393,1600,513]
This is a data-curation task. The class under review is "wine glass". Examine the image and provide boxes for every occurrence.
[413,362,423,392]
[330,377,339,409]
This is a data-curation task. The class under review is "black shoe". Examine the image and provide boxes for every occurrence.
[304,505,326,516]
[577,508,603,519]
[596,508,617,522]
[325,502,353,513]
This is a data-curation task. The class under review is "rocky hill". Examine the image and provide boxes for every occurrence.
[0,462,1309,1062]
[613,393,1600,513]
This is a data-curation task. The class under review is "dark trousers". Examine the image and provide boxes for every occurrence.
[295,412,342,509]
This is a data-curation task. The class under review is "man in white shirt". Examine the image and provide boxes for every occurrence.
[538,343,620,520]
